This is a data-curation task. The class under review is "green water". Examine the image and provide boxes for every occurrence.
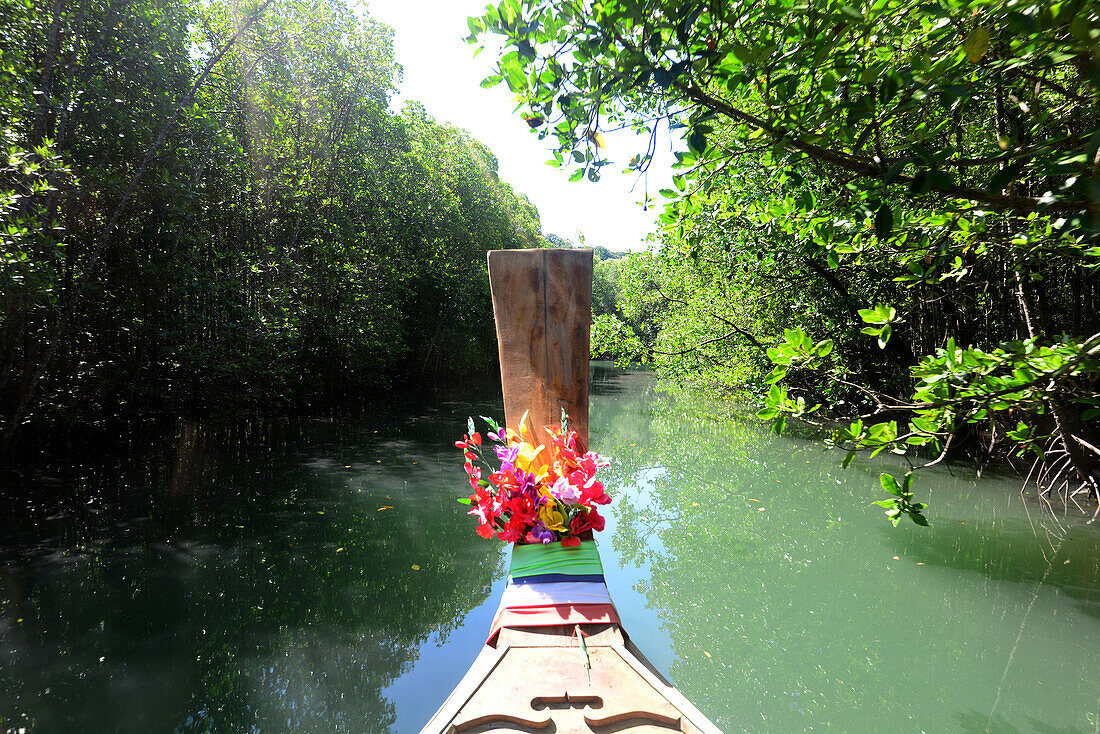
[2,365,1098,732]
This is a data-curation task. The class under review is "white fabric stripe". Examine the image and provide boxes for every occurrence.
[498,580,613,610]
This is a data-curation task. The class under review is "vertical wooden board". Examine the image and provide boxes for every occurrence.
[487,249,593,452]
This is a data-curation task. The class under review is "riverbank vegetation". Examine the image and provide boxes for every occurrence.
[474,0,1100,518]
[1,0,544,447]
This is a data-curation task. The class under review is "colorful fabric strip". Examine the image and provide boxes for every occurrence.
[510,573,605,585]
[498,580,613,609]
[508,540,604,580]
[488,603,620,644]
[488,541,619,644]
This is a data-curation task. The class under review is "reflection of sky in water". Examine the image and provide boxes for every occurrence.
[2,365,1099,732]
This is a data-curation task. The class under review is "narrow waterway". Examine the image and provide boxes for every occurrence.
[1,365,1097,732]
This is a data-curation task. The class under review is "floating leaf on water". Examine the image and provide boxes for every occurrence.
[758,507,766,511]
[748,498,761,502]
[411,564,421,571]
[336,547,344,552]
[344,465,351,469]
[377,506,393,511]
[703,651,712,658]
[317,511,325,515]
[691,502,699,507]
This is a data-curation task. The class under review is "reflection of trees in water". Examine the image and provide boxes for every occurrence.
[591,369,1100,732]
[0,397,503,733]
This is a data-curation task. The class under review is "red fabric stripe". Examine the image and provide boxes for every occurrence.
[487,603,620,645]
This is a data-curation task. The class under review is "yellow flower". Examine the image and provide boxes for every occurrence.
[538,502,567,531]
[510,410,549,477]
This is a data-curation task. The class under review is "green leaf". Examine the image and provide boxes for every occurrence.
[456,497,473,505]
[764,365,788,384]
[840,5,863,21]
[875,202,893,239]
[880,473,903,497]
[688,129,707,153]
[569,168,585,182]
[505,63,529,91]
[884,161,906,185]
[963,26,991,64]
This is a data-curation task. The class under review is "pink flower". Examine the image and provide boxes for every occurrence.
[551,476,581,504]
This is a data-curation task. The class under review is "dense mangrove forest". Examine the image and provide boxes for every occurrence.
[1,0,546,449]
[475,0,1100,519]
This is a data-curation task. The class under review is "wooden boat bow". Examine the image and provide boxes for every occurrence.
[421,250,723,734]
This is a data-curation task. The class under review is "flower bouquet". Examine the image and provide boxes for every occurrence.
[455,411,610,546]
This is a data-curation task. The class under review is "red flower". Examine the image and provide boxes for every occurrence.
[569,507,605,535]
[496,515,528,543]
[560,536,581,547]
[580,478,610,506]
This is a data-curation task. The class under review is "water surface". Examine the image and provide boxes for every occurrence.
[1,366,1098,732]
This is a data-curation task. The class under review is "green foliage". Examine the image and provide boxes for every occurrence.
[0,0,545,435]
[474,0,1100,520]
[874,472,929,526]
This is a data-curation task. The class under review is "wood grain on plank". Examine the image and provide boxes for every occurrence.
[488,249,593,452]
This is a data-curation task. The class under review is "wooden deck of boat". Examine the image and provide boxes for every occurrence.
[420,623,723,733]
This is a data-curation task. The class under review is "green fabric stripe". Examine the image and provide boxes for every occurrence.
[508,541,604,579]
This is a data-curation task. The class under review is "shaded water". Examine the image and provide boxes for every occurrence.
[1,366,1098,732]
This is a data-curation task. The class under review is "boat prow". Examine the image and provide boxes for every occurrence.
[420,622,723,733]
[423,250,724,732]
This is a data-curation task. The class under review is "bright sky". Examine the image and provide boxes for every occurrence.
[363,0,678,252]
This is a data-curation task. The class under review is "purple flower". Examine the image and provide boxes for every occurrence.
[513,469,537,492]
[487,428,506,443]
[495,443,519,471]
[528,521,557,545]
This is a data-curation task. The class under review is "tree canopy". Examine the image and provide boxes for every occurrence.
[473,0,1100,520]
[1,0,546,443]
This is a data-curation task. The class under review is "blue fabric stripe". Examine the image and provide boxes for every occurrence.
[508,573,605,584]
